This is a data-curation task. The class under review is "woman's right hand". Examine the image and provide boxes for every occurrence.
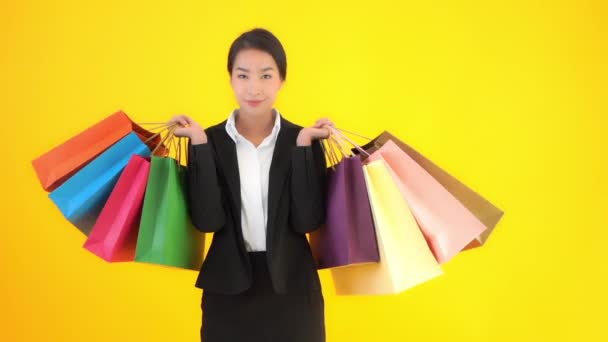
[169,114,208,144]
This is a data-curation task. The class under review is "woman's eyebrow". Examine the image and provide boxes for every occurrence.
[236,67,275,72]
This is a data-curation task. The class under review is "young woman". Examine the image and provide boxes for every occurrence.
[169,28,333,342]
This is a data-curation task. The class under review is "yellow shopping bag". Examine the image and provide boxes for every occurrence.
[330,158,443,295]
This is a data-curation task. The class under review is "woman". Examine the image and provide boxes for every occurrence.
[169,28,333,342]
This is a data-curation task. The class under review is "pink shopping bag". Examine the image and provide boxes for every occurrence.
[366,139,487,263]
[83,154,150,262]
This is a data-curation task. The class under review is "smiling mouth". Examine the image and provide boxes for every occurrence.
[246,100,264,106]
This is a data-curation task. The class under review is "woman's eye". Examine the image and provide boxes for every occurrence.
[238,74,247,79]
[263,74,272,79]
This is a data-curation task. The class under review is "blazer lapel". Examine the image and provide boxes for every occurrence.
[266,118,298,250]
[213,126,242,229]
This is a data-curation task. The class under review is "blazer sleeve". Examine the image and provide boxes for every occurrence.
[186,135,226,233]
[289,138,328,234]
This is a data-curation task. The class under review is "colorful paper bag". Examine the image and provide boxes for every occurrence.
[83,155,151,262]
[49,132,151,235]
[309,150,379,269]
[366,139,487,263]
[135,155,205,270]
[330,158,443,295]
[32,110,166,192]
[354,131,504,248]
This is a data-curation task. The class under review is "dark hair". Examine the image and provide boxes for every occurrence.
[227,28,287,81]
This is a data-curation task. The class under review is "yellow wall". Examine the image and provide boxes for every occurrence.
[2,0,606,341]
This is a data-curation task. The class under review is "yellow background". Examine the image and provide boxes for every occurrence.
[2,0,606,341]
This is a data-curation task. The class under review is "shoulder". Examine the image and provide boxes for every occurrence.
[280,115,304,131]
[204,120,227,135]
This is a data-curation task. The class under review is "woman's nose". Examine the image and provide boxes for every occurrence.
[247,88,261,96]
[247,80,263,96]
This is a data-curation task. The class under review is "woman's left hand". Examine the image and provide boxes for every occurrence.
[296,117,335,146]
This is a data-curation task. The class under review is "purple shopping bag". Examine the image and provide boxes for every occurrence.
[309,149,379,269]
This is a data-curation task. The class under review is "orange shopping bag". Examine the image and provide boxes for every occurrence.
[32,110,167,191]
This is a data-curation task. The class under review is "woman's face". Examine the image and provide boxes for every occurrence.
[230,48,284,117]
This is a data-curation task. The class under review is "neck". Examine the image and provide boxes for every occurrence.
[235,108,276,138]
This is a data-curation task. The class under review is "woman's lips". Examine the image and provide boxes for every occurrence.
[246,100,263,107]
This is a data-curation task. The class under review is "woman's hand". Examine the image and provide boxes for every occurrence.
[168,114,208,144]
[296,117,335,146]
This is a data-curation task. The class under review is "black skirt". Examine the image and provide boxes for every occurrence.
[200,251,326,342]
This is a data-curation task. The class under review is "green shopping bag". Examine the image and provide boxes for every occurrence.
[135,155,205,270]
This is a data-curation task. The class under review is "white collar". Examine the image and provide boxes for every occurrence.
[225,108,282,145]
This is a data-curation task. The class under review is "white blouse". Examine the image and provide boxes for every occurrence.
[224,108,282,252]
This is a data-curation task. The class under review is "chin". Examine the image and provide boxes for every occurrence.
[241,105,271,114]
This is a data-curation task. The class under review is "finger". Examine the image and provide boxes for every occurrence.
[173,127,186,137]
[321,118,334,127]
[312,127,330,139]
[171,115,191,127]
[321,123,335,133]
[313,118,331,128]
[182,115,194,125]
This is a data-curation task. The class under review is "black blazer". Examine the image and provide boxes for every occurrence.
[186,115,328,295]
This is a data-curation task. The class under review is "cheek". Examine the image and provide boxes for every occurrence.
[231,82,246,97]
[266,82,282,97]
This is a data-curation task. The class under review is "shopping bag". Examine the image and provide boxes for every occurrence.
[32,110,166,192]
[134,155,205,270]
[49,132,151,235]
[365,139,487,263]
[352,130,504,248]
[83,154,151,262]
[309,134,379,269]
[330,157,443,295]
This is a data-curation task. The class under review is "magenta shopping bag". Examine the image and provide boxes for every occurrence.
[83,155,150,262]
